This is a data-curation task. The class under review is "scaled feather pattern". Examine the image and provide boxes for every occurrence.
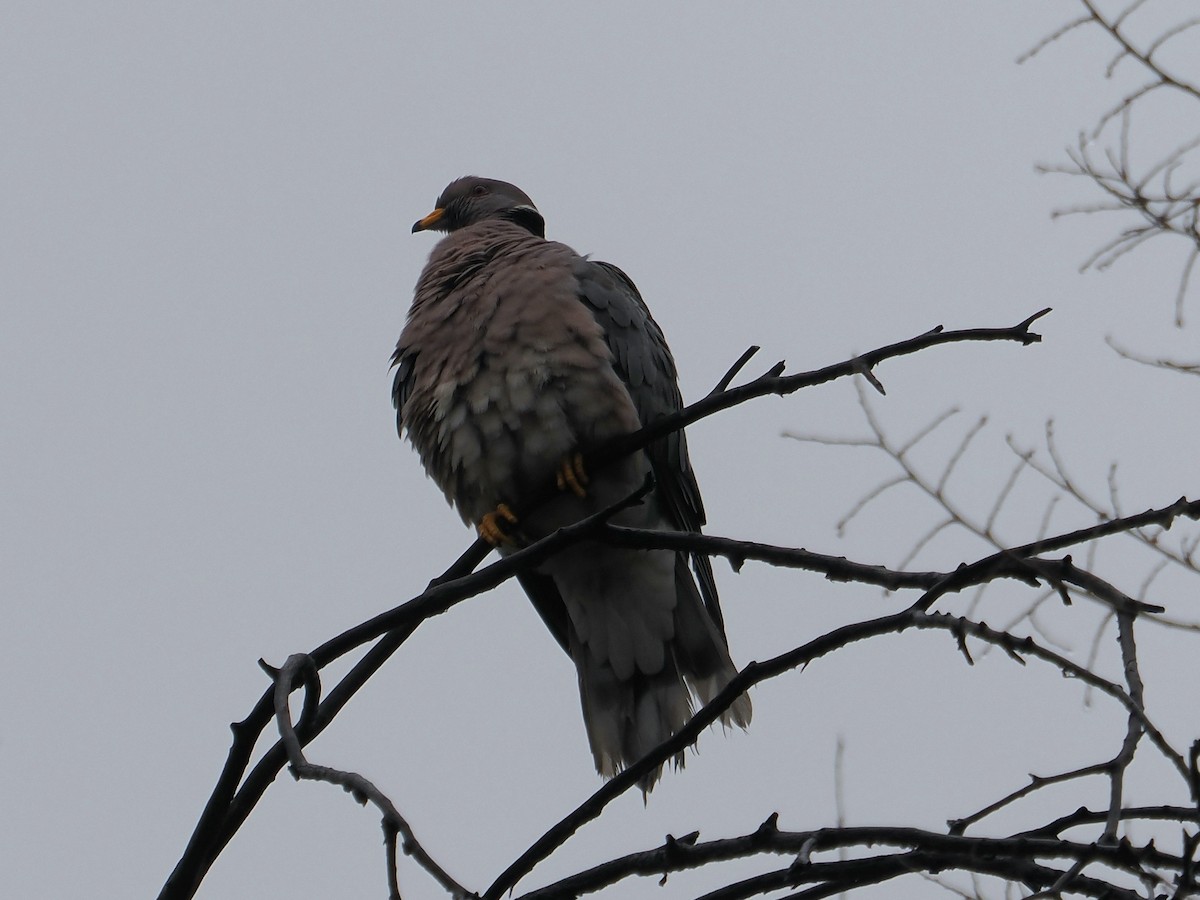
[394,176,750,791]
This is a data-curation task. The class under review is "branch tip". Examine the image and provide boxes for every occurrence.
[1020,307,1054,329]
[710,345,761,394]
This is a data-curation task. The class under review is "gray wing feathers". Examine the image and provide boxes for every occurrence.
[397,219,748,792]
[572,259,724,628]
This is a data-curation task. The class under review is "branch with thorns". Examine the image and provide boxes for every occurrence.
[159,312,1052,899]
[160,308,1200,900]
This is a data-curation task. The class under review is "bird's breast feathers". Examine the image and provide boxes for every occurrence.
[400,224,641,521]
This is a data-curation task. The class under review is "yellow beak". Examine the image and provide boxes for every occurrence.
[412,207,445,233]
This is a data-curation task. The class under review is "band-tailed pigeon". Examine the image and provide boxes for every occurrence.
[393,176,751,791]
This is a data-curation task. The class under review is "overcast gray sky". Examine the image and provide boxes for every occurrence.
[4,3,1200,898]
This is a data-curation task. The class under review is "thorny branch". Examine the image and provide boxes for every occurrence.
[1009,421,1200,630]
[149,7,1200,899]
[485,580,1188,899]
[777,137,1200,892]
[159,311,1049,900]
[514,819,1198,900]
[773,407,1200,900]
[157,290,1200,899]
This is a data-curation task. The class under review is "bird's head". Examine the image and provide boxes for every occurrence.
[412,176,546,238]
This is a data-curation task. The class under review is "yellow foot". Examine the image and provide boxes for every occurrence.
[555,452,589,498]
[478,503,519,546]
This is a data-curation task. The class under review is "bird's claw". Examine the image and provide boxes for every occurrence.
[556,453,589,499]
[478,503,519,546]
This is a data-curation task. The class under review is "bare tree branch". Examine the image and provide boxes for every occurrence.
[159,312,1051,900]
[266,654,471,900]
[1028,1,1200,325]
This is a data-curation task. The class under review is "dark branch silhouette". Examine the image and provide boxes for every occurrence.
[159,312,1061,899]
[159,8,1200,898]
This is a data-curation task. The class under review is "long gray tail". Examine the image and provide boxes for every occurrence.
[567,552,751,793]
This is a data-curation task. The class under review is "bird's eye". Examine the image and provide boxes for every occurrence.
[472,184,488,196]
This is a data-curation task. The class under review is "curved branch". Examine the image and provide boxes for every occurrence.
[485,596,1182,898]
[160,311,1051,900]
[516,821,1188,900]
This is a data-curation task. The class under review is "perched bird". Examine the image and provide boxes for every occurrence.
[393,176,750,791]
